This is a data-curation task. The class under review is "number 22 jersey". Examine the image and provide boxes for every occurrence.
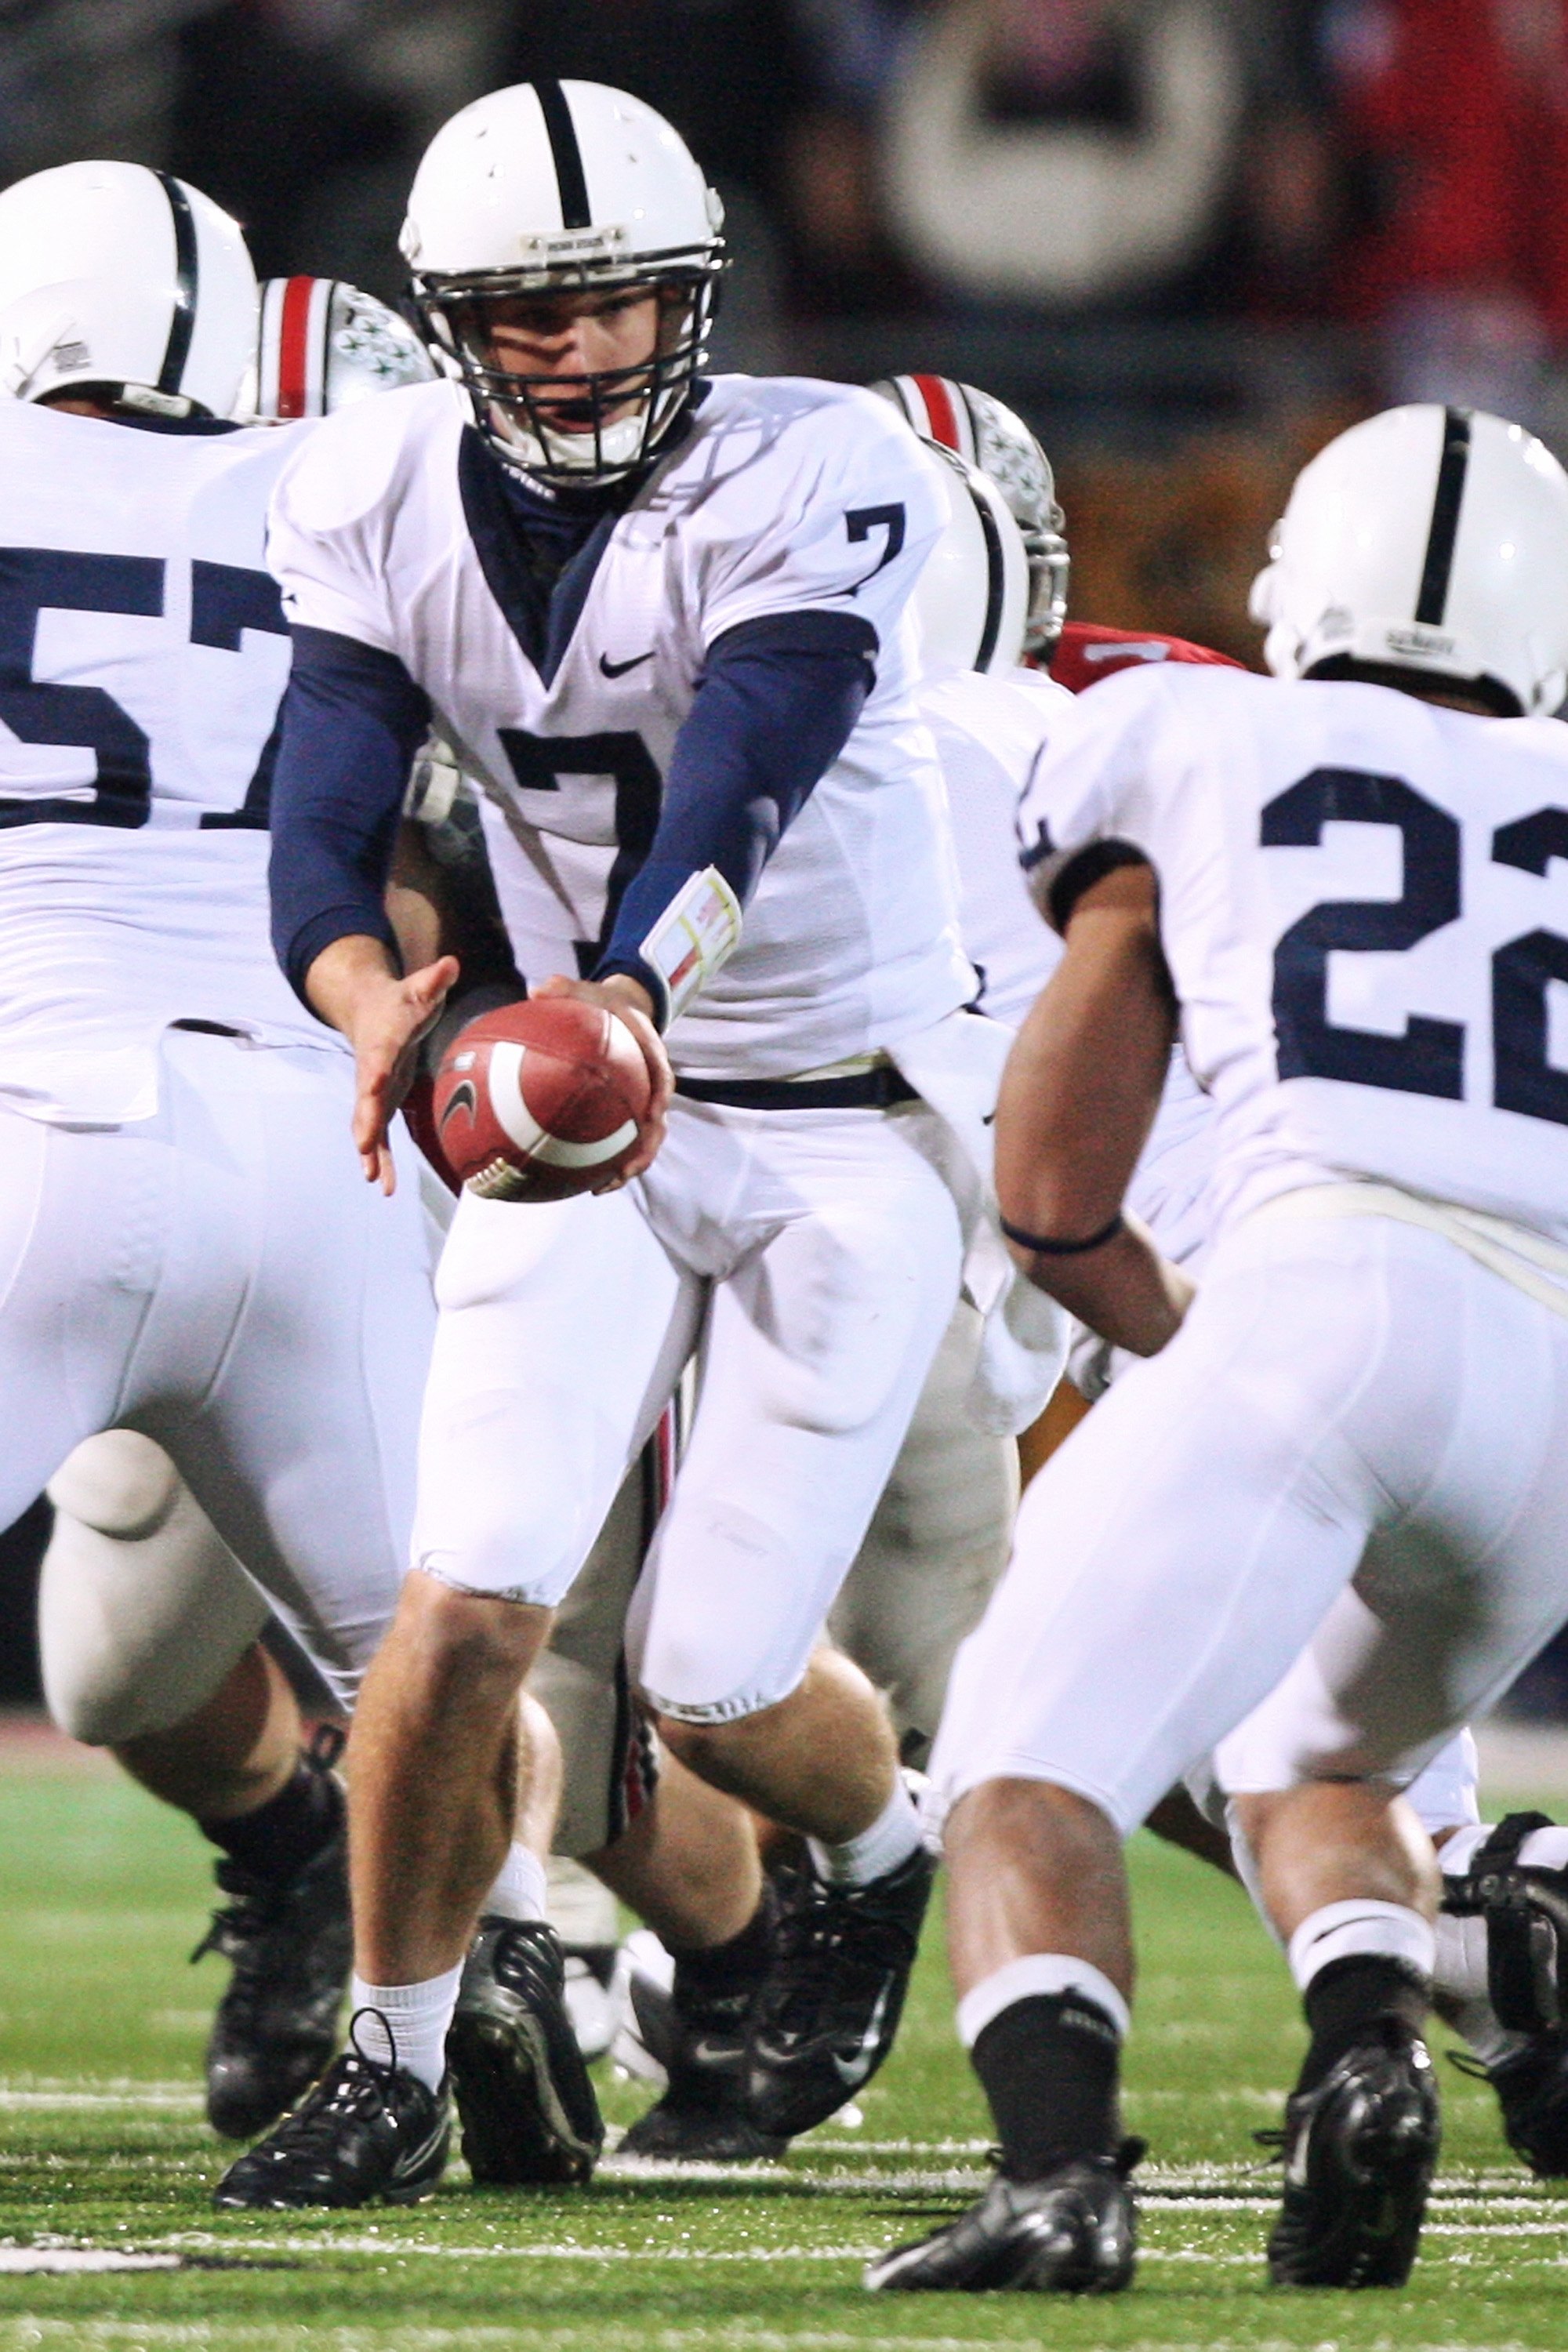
[1018,662,1568,1246]
[267,374,975,1080]
[0,400,343,1125]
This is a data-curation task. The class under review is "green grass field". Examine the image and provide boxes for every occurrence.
[2,1750,1566,2352]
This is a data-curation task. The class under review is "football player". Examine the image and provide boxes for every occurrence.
[884,379,1568,2182]
[27,271,441,2145]
[869,403,1568,2295]
[220,78,1067,2211]
[0,170,452,2140]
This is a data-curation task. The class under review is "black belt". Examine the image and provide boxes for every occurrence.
[674,1066,921,1112]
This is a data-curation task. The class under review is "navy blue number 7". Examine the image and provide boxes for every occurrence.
[845,504,906,593]
[497,728,662,976]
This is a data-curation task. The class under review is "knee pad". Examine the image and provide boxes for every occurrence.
[46,1430,182,1541]
[38,1483,267,1745]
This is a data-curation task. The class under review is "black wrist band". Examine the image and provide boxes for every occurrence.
[999,1210,1127,1257]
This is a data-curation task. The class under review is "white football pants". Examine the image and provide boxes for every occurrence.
[831,1295,1017,1764]
[0,1030,432,1708]
[935,1200,1568,1833]
[416,1093,964,1722]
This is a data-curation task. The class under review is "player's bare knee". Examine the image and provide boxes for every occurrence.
[948,1776,1115,1871]
[395,1569,552,1695]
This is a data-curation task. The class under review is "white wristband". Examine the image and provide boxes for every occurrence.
[639,865,742,1026]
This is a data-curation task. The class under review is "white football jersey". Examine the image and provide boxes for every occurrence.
[923,661,1218,1263]
[1019,663,1568,1243]
[0,401,341,1125]
[269,375,975,1079]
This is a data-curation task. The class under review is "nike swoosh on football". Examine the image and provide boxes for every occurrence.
[831,1976,894,2086]
[600,650,655,678]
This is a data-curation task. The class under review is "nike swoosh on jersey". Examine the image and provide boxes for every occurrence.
[831,1976,893,2086]
[599,650,655,678]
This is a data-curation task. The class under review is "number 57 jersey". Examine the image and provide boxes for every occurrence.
[1018,662,1568,1246]
[0,400,339,1127]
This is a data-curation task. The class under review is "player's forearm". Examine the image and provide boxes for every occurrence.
[268,627,432,1002]
[996,881,1174,1232]
[593,612,875,1018]
[995,864,1186,1352]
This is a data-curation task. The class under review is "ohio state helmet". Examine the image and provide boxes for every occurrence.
[1251,405,1568,717]
[911,442,1029,677]
[401,79,726,486]
[0,160,256,419]
[249,277,434,420]
[873,373,1069,654]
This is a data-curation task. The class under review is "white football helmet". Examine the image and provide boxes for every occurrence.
[911,442,1029,678]
[401,79,726,486]
[249,277,434,420]
[873,373,1069,654]
[0,161,256,419]
[1251,404,1568,717]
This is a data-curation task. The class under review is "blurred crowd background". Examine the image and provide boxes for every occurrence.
[2,0,1568,1716]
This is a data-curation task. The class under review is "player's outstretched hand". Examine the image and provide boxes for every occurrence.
[533,972,672,1185]
[304,935,460,1193]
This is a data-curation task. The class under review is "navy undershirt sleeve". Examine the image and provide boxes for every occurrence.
[267,625,432,1004]
[594,609,878,1015]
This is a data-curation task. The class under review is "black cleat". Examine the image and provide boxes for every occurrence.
[1459,2036,1568,2176]
[1264,2023,1439,2288]
[447,1917,604,2185]
[193,1745,351,2140]
[866,2144,1141,2293]
[212,2025,450,2209]
[746,1846,935,2140]
[619,1947,786,2163]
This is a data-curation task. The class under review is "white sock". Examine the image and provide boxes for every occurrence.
[349,1962,464,2092]
[483,1841,549,1925]
[956,1955,1131,2049]
[1287,1899,1436,1994]
[808,1782,924,1889]
[1440,1821,1568,1878]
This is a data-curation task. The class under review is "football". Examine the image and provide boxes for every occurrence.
[430,996,652,1203]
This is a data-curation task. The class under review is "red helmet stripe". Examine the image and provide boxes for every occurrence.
[911,373,962,455]
[276,275,316,420]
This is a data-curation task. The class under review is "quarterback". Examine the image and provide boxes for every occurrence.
[223,79,1033,2209]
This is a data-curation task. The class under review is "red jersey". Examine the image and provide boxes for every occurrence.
[1047,620,1242,695]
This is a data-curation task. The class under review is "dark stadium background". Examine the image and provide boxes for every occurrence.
[1,0,1566,1715]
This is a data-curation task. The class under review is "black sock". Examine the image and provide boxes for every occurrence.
[1298,1955,1430,2096]
[670,1883,779,2020]
[971,1991,1121,2181]
[200,1751,341,1884]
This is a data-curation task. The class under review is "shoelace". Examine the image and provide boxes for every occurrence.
[264,2015,401,2155]
[760,1875,885,2037]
